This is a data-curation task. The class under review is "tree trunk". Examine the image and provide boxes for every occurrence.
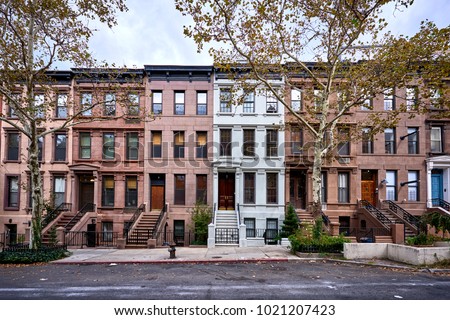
[311,135,323,217]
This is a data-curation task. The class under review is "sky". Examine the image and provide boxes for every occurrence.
[86,0,450,68]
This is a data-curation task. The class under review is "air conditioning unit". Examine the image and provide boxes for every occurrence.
[338,157,350,164]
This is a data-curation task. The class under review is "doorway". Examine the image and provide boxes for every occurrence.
[218,172,235,210]
[431,169,444,200]
[290,170,307,209]
[361,170,377,206]
[78,175,94,209]
[150,174,165,210]
[5,224,17,245]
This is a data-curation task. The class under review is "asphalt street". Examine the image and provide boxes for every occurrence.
[0,260,449,299]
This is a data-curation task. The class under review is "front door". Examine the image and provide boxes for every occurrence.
[150,174,165,211]
[361,171,377,206]
[219,172,235,210]
[289,170,306,209]
[78,175,94,209]
[5,224,17,245]
[431,169,444,201]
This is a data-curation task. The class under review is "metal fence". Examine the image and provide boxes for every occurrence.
[215,228,239,244]
[154,231,197,247]
[0,232,27,250]
[65,231,119,248]
[246,228,281,244]
[339,227,391,243]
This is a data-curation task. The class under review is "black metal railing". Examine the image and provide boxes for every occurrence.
[215,228,239,244]
[65,231,118,248]
[431,198,450,211]
[126,230,152,245]
[124,203,146,236]
[359,200,392,229]
[0,232,27,250]
[154,231,196,247]
[64,203,95,231]
[42,202,72,228]
[151,204,167,239]
[339,227,391,242]
[384,200,420,230]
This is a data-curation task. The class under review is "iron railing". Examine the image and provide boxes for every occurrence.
[124,203,146,236]
[42,202,72,228]
[431,198,450,211]
[339,227,391,242]
[65,231,118,248]
[0,232,27,250]
[359,200,392,229]
[154,231,196,247]
[383,200,420,230]
[64,203,95,231]
[151,204,167,239]
[215,228,239,244]
[126,230,152,245]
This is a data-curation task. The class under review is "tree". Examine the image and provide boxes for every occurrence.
[0,0,129,249]
[188,201,212,245]
[280,203,299,237]
[176,0,450,216]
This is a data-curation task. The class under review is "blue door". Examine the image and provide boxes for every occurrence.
[431,171,443,202]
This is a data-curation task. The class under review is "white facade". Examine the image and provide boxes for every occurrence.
[212,71,286,241]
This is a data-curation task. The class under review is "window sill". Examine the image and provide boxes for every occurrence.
[263,113,281,117]
[264,156,281,160]
[50,161,69,164]
[216,112,234,116]
[4,207,20,211]
[239,113,257,117]
[3,160,21,164]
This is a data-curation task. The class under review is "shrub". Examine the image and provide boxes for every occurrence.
[406,232,436,246]
[188,201,212,245]
[0,247,69,264]
[280,203,299,237]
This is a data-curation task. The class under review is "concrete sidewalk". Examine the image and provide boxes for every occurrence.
[52,245,300,264]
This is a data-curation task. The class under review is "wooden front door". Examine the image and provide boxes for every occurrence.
[151,185,165,210]
[78,175,94,209]
[361,181,376,206]
[219,172,235,210]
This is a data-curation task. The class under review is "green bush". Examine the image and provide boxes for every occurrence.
[406,232,436,246]
[188,201,212,245]
[0,248,69,264]
[280,203,299,237]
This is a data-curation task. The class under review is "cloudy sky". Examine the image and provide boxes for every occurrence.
[86,0,450,67]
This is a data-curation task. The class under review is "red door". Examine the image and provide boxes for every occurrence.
[219,172,235,210]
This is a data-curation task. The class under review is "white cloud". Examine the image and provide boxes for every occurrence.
[85,0,449,67]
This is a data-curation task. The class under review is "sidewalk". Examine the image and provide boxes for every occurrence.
[52,245,300,265]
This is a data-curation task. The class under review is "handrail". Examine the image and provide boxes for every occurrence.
[42,202,72,228]
[383,200,419,229]
[64,203,95,230]
[124,203,145,237]
[431,198,450,211]
[236,203,241,228]
[212,203,217,225]
[359,200,392,230]
[152,203,167,239]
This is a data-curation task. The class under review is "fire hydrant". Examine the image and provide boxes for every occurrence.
[168,242,176,259]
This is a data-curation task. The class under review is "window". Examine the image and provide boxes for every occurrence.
[314,89,324,110]
[244,172,255,204]
[54,133,67,162]
[244,218,256,237]
[406,87,417,111]
[102,133,115,159]
[126,133,139,160]
[174,174,185,205]
[174,131,185,158]
[386,171,397,201]
[243,129,255,157]
[37,136,44,162]
[152,91,162,114]
[81,93,92,116]
[56,94,68,118]
[266,91,278,113]
[291,88,302,112]
[53,176,66,207]
[220,89,231,112]
[291,128,303,154]
[7,94,19,118]
[197,92,207,115]
[220,129,232,156]
[266,129,278,157]
[243,91,255,113]
[362,128,374,154]
[174,220,185,243]
[337,129,350,155]
[338,172,349,203]
[7,132,19,161]
[174,91,185,115]
[431,126,443,153]
[102,221,113,242]
[384,88,395,110]
[266,173,278,204]
[266,219,278,242]
[385,128,396,154]
[321,172,327,204]
[127,93,140,116]
[430,88,442,108]
[104,93,116,116]
[337,92,347,111]
[34,94,45,118]
[6,176,19,209]
[151,131,162,158]
[196,174,207,203]
[361,97,372,111]
[102,176,115,207]
[408,171,419,201]
[196,132,207,158]
[407,128,419,154]
[79,132,91,159]
[125,176,138,208]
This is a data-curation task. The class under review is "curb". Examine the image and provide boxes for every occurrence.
[51,257,290,265]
